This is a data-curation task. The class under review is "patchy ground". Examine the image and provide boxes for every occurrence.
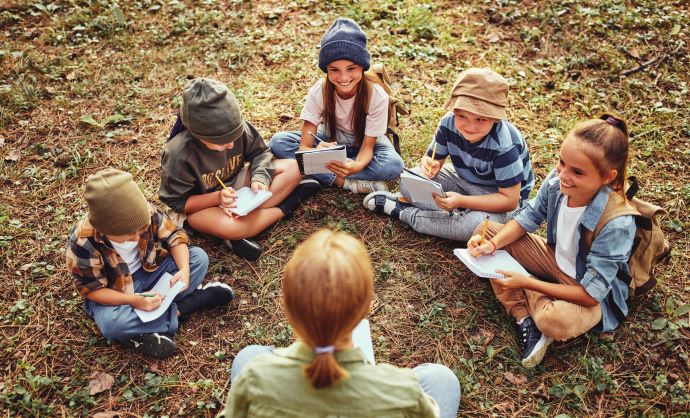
[0,0,688,416]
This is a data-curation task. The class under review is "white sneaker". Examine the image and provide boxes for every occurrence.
[346,179,388,194]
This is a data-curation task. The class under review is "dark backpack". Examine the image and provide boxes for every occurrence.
[582,177,671,298]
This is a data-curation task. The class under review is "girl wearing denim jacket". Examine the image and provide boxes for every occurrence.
[467,114,636,368]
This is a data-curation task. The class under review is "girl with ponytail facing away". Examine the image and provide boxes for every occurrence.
[222,229,460,418]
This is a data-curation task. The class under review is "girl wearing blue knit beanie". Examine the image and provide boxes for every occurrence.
[269,18,404,194]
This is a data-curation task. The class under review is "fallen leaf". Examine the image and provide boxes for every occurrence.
[93,412,120,418]
[189,340,199,346]
[80,114,103,128]
[504,371,528,385]
[4,149,20,162]
[88,371,114,395]
[0,134,5,146]
[279,113,293,122]
[488,33,500,43]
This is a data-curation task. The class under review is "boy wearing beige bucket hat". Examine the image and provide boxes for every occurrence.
[160,78,320,261]
[365,68,535,242]
[67,169,234,359]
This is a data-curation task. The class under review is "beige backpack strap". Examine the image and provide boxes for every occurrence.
[583,192,639,250]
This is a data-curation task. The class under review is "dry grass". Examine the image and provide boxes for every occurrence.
[0,0,688,416]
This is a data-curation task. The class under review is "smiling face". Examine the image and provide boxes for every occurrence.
[452,109,497,143]
[557,135,617,207]
[326,60,363,99]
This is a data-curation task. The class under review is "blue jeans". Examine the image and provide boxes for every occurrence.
[230,345,461,418]
[84,246,208,342]
[268,129,403,186]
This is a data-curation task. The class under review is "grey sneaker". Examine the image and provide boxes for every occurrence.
[127,333,176,359]
[347,179,388,194]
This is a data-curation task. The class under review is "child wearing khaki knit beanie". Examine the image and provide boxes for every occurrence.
[66,168,234,359]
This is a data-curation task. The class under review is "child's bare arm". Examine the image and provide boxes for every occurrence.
[184,189,236,214]
[85,288,163,311]
[494,271,599,307]
[299,121,319,150]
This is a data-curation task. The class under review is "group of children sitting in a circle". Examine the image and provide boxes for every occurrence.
[66,18,638,418]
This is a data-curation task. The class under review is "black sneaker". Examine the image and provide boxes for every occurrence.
[515,317,553,368]
[225,238,262,261]
[125,333,176,359]
[177,281,234,322]
[278,178,321,218]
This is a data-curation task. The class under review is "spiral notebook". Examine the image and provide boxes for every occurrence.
[134,273,186,323]
[453,248,529,279]
[400,168,446,205]
[295,145,347,175]
[229,187,273,216]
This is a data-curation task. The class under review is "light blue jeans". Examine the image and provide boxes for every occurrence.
[268,128,404,186]
[84,246,208,342]
[399,164,516,242]
[230,345,461,418]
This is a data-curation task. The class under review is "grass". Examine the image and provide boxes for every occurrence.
[1,0,688,416]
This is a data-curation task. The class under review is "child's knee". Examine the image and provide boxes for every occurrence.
[532,308,578,341]
[472,220,504,239]
[188,246,209,285]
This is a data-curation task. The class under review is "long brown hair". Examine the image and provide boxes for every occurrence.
[322,72,377,147]
[567,113,630,196]
[282,229,373,389]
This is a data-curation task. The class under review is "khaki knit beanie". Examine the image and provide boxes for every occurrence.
[85,168,150,236]
[181,77,245,145]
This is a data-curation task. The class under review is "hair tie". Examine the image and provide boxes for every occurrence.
[314,345,336,355]
[605,116,618,126]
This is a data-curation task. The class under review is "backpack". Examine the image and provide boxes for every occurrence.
[365,64,409,155]
[582,177,671,298]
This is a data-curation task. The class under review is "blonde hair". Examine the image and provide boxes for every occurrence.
[567,113,630,196]
[282,229,373,389]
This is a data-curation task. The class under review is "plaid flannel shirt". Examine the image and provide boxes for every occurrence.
[66,204,189,296]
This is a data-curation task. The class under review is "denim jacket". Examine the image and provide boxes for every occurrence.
[513,169,635,332]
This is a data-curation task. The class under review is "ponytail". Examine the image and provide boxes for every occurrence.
[304,351,348,389]
[283,229,373,390]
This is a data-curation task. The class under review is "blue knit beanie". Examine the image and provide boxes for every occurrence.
[318,18,371,72]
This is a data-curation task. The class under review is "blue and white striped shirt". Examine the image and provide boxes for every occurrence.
[427,113,534,200]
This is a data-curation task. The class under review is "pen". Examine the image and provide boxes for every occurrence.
[479,215,490,245]
[140,293,156,297]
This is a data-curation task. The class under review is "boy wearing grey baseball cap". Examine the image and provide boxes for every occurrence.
[160,78,319,261]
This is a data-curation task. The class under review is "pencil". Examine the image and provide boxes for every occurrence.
[215,174,230,192]
[479,215,490,245]
[426,142,437,175]
[140,293,156,297]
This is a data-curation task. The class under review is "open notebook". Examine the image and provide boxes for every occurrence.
[400,168,445,205]
[295,145,347,175]
[352,319,376,364]
[229,187,273,216]
[454,248,529,279]
[134,272,186,323]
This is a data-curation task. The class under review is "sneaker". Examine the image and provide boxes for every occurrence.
[346,179,388,194]
[177,281,234,322]
[126,333,176,359]
[363,191,410,219]
[278,177,321,218]
[515,317,553,368]
[225,238,262,261]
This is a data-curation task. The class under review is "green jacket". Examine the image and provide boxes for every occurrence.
[223,341,440,418]
[159,121,274,213]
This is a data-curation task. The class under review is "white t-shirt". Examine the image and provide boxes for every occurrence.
[300,79,389,138]
[555,196,587,278]
[110,240,143,274]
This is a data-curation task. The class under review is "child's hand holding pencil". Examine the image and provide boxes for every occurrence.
[420,143,441,179]
[215,174,238,212]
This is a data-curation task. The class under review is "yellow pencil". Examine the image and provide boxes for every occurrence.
[215,174,230,192]
[426,142,437,174]
[479,215,490,245]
